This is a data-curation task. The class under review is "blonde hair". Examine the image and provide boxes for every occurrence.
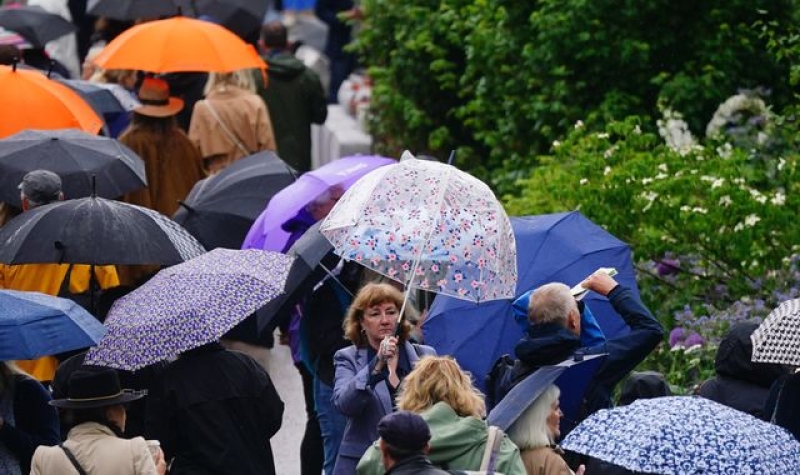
[397,356,486,418]
[343,282,415,346]
[203,70,255,96]
[507,384,560,449]
[528,283,577,325]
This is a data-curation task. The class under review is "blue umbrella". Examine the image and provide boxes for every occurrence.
[422,211,638,390]
[0,289,106,360]
[487,353,606,434]
[562,396,800,474]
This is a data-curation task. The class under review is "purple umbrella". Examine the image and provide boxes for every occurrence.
[85,249,294,370]
[241,155,396,252]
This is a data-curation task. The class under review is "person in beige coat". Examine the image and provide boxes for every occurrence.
[189,70,277,175]
[30,367,166,475]
[507,385,585,475]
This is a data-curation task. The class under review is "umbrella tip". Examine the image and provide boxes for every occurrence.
[91,174,96,198]
[47,60,55,78]
[447,150,456,166]
[177,200,194,212]
[12,56,18,72]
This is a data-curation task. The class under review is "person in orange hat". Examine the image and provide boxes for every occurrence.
[120,77,203,218]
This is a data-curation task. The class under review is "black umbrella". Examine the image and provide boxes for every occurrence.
[0,6,77,49]
[86,0,181,20]
[256,221,342,332]
[191,0,267,39]
[0,129,147,208]
[173,151,296,248]
[0,195,206,265]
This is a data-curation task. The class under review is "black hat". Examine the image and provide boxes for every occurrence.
[50,367,145,409]
[377,411,431,452]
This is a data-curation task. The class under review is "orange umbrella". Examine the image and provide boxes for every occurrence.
[0,65,103,139]
[93,16,267,73]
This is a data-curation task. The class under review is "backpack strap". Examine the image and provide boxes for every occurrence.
[60,445,89,475]
[478,425,505,473]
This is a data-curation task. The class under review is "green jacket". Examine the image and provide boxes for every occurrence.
[356,402,526,475]
[255,51,328,172]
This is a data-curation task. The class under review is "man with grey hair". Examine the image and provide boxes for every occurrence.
[19,169,64,210]
[2,170,119,383]
[511,272,663,419]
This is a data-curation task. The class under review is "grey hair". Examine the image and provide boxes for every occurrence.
[507,384,560,449]
[528,282,576,325]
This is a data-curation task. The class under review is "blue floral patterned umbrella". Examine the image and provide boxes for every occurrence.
[85,249,294,370]
[562,396,800,475]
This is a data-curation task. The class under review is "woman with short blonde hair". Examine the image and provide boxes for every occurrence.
[396,356,485,418]
[189,68,276,174]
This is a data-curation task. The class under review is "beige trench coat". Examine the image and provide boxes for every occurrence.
[189,85,276,174]
[30,422,158,475]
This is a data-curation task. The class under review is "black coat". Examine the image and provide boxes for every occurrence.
[697,322,789,420]
[386,455,451,475]
[144,343,284,475]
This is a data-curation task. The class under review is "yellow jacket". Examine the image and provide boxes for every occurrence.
[0,263,119,381]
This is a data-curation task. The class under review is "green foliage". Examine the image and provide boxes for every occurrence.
[640,344,717,395]
[356,1,796,194]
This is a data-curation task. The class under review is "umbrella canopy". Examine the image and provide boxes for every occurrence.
[176,151,296,222]
[173,151,296,249]
[256,221,339,331]
[320,152,517,303]
[0,129,147,207]
[55,79,141,115]
[85,249,294,370]
[0,5,76,49]
[87,0,181,20]
[0,289,106,360]
[192,0,267,39]
[562,396,800,474]
[0,65,103,139]
[423,212,638,390]
[486,353,606,434]
[93,16,266,73]
[751,298,800,366]
[0,196,205,266]
[243,155,396,252]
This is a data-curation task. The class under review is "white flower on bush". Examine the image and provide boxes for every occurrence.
[745,214,761,227]
[603,166,612,176]
[716,143,733,159]
[640,191,659,211]
[719,195,733,207]
[749,188,767,204]
[658,163,668,172]
[706,93,770,138]
[658,108,696,155]
[552,140,561,148]
[574,120,584,129]
[778,157,786,171]
[596,132,610,139]
[604,147,615,159]
[579,178,588,185]
[772,191,786,206]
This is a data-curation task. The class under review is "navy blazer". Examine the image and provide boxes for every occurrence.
[332,341,436,475]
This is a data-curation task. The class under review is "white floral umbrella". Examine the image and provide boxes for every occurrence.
[320,151,517,303]
[751,298,800,366]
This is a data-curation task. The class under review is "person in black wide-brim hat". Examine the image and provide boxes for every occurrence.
[29,366,166,475]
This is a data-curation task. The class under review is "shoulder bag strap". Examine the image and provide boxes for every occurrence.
[60,445,89,475]
[478,426,505,473]
[202,100,252,156]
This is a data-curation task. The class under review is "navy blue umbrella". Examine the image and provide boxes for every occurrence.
[422,211,638,390]
[487,353,606,436]
[0,289,106,360]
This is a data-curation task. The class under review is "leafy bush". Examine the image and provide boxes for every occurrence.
[356,1,797,193]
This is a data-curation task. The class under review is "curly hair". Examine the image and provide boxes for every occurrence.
[396,356,486,418]
[343,282,415,347]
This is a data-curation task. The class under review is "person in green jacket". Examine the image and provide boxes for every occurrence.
[257,21,329,173]
[357,356,526,475]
